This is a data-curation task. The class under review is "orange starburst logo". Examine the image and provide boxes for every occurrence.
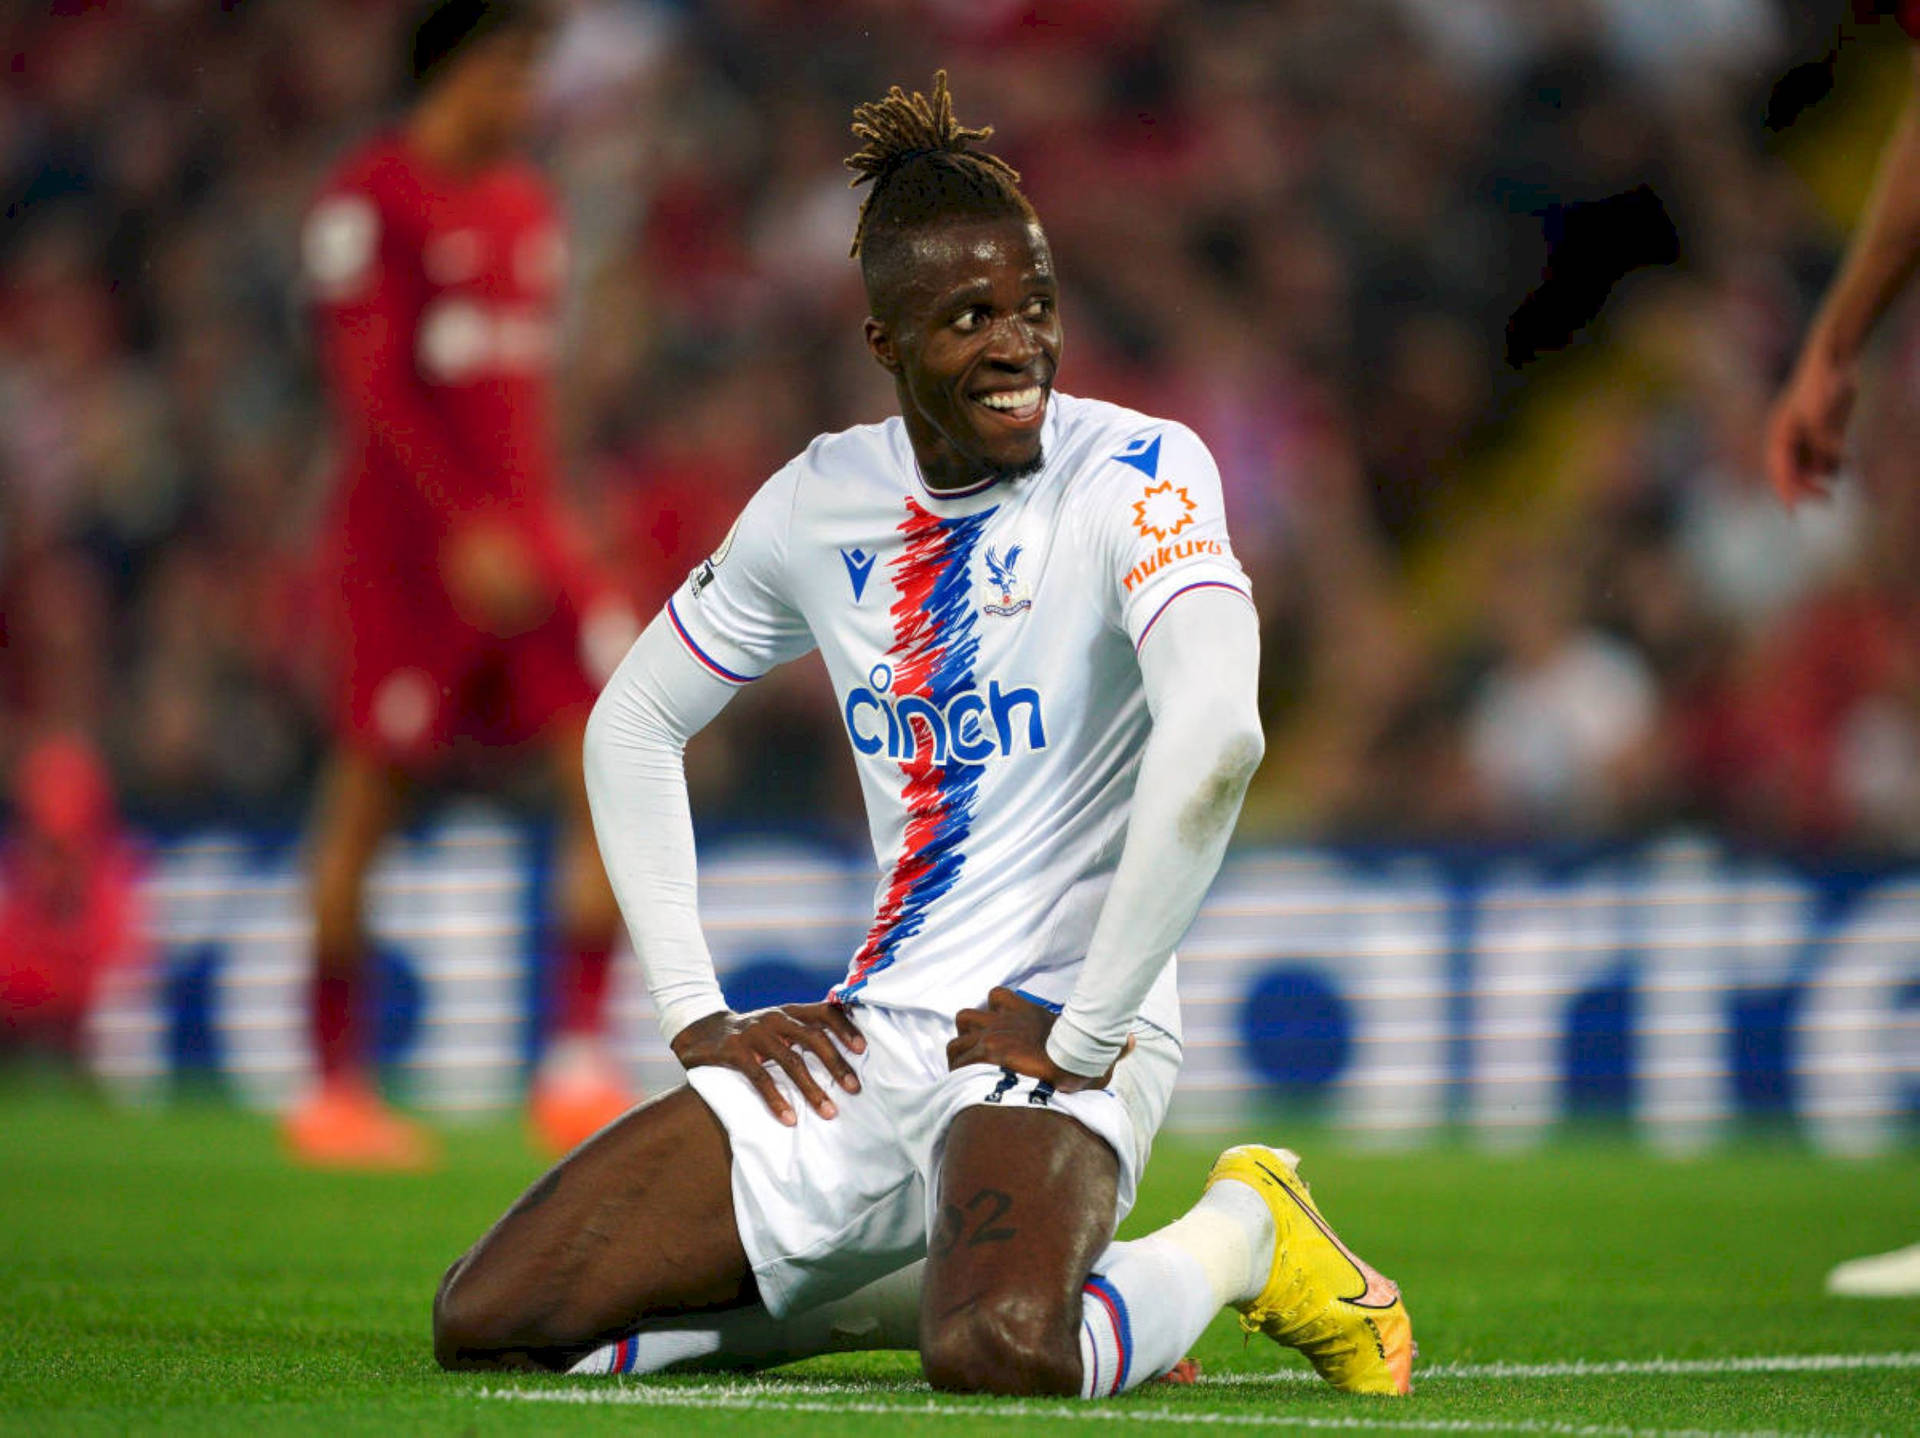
[1131,480,1196,542]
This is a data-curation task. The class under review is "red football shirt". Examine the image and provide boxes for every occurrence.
[305,133,569,576]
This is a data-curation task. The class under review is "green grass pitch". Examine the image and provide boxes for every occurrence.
[3,1085,1916,1436]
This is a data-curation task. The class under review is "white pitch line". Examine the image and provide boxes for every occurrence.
[476,1352,1920,1398]
[478,1383,1846,1438]
[1202,1352,1920,1385]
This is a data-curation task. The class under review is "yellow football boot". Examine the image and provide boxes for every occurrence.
[1206,1145,1414,1395]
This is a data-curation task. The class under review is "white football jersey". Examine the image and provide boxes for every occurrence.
[667,393,1252,1039]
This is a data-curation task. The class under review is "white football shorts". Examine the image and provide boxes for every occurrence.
[685,1003,1181,1318]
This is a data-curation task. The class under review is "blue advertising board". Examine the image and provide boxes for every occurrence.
[90,823,1920,1152]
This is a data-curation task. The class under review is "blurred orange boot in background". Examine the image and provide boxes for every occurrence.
[284,1078,437,1172]
[529,1035,635,1155]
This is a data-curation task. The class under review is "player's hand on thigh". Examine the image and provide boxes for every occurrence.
[670,1002,866,1126]
[947,986,1132,1092]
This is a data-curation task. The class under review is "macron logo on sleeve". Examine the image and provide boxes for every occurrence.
[841,547,876,602]
[1115,433,1162,478]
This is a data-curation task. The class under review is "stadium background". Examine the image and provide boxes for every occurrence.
[2,0,1917,1154]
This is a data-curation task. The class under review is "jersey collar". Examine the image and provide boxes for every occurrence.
[903,398,1063,514]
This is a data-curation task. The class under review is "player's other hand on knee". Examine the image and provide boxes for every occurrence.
[947,986,1133,1092]
[670,1002,866,1126]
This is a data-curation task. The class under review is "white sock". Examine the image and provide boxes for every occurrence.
[568,1260,924,1375]
[1076,1177,1276,1398]
[1155,1177,1275,1308]
[1077,1236,1220,1397]
[568,1325,718,1375]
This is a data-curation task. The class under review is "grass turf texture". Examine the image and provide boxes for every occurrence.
[3,1086,1916,1436]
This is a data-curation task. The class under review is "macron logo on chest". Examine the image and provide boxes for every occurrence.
[841,547,877,602]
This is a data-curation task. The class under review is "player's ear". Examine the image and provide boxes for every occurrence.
[864,316,901,375]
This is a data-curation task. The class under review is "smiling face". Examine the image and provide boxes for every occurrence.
[863,216,1063,492]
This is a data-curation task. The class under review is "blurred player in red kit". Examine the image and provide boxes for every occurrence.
[1767,0,1920,1296]
[295,0,633,1168]
[0,734,146,1064]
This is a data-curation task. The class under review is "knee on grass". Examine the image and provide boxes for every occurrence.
[432,1258,503,1370]
[432,1258,584,1373]
[920,1292,1080,1396]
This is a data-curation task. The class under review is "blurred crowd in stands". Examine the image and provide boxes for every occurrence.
[3,0,1917,857]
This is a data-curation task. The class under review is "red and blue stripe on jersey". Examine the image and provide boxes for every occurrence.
[666,597,758,684]
[834,499,994,1003]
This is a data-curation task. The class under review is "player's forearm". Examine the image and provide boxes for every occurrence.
[1048,591,1264,1077]
[1805,53,1920,365]
[582,615,738,1043]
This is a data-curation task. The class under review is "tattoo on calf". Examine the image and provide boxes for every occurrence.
[930,1187,1017,1257]
[964,1189,1017,1246]
[930,1203,962,1256]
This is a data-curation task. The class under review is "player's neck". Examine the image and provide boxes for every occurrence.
[908,429,1043,498]
[902,411,997,496]
[917,455,987,495]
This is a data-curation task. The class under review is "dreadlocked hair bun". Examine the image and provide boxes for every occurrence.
[845,70,1031,260]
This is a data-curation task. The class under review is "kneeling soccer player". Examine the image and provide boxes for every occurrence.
[433,73,1414,1398]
